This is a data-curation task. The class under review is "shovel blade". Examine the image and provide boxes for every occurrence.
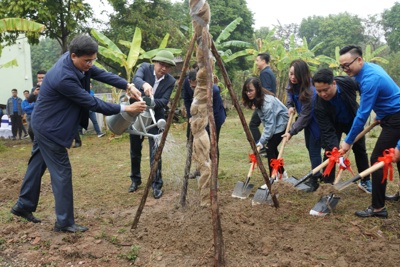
[309,195,341,217]
[251,188,274,206]
[231,181,255,199]
[283,176,311,192]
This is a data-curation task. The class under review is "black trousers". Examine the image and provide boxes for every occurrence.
[371,112,400,209]
[10,112,26,138]
[323,123,370,184]
[130,127,163,190]
[265,130,286,176]
[249,110,261,143]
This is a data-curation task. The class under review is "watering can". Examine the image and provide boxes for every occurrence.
[128,97,166,139]
[106,95,166,139]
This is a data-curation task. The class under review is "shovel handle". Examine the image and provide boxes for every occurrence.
[311,122,378,176]
[247,161,255,179]
[335,161,384,191]
[277,113,295,159]
[333,121,379,185]
[296,122,378,187]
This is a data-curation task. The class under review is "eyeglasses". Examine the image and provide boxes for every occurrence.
[339,57,358,71]
[158,62,172,69]
[85,58,97,66]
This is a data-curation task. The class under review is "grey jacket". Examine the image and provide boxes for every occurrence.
[6,97,23,115]
[257,95,289,145]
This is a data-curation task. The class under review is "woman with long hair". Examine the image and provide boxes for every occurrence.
[242,77,289,177]
[283,59,322,191]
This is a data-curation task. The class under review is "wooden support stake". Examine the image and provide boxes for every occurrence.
[201,28,225,266]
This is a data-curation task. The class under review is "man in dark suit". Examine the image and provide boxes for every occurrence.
[313,68,371,192]
[10,35,146,233]
[129,50,176,199]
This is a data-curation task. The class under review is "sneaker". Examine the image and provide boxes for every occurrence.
[23,134,29,139]
[358,180,372,194]
[355,206,388,218]
[97,133,106,138]
[281,171,288,179]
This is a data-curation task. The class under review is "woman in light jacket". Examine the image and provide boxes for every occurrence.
[242,77,289,177]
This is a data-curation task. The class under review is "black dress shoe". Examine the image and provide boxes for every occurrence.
[54,223,88,233]
[385,191,400,202]
[153,189,163,199]
[11,204,41,223]
[355,206,388,218]
[73,142,81,148]
[128,181,141,193]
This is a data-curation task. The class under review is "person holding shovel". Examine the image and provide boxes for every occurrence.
[338,45,400,218]
[242,77,289,177]
[312,68,371,193]
[282,59,322,192]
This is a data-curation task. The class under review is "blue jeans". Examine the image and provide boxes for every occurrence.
[17,129,75,227]
[89,111,102,135]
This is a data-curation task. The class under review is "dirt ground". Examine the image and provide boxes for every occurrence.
[1,131,400,266]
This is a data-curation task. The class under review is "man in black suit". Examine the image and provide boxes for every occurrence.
[129,50,176,199]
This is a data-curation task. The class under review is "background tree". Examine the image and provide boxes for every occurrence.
[0,0,92,52]
[106,0,188,51]
[381,2,400,53]
[362,14,386,50]
[30,38,61,78]
[298,13,364,57]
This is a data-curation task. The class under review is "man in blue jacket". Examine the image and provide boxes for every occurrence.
[10,35,147,233]
[339,45,400,218]
[129,50,176,199]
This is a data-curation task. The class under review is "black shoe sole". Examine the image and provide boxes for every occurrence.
[11,207,41,223]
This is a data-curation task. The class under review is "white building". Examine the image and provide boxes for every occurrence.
[0,34,33,107]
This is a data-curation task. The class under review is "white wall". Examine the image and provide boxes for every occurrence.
[0,34,33,106]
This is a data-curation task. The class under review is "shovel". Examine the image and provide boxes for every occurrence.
[252,113,294,205]
[294,121,379,190]
[231,156,256,199]
[310,147,393,217]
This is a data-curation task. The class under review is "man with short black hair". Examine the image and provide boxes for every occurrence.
[11,34,147,233]
[312,68,371,192]
[129,50,176,199]
[338,45,400,218]
[6,89,27,140]
[250,53,276,151]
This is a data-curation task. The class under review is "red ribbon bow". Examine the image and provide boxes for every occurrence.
[249,154,257,170]
[323,147,342,177]
[377,148,395,184]
[270,158,284,179]
[339,157,354,176]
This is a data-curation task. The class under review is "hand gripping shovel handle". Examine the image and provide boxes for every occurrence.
[295,121,379,187]
[270,113,294,180]
[263,113,295,202]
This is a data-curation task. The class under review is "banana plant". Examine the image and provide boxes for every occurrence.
[213,17,252,63]
[0,18,45,69]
